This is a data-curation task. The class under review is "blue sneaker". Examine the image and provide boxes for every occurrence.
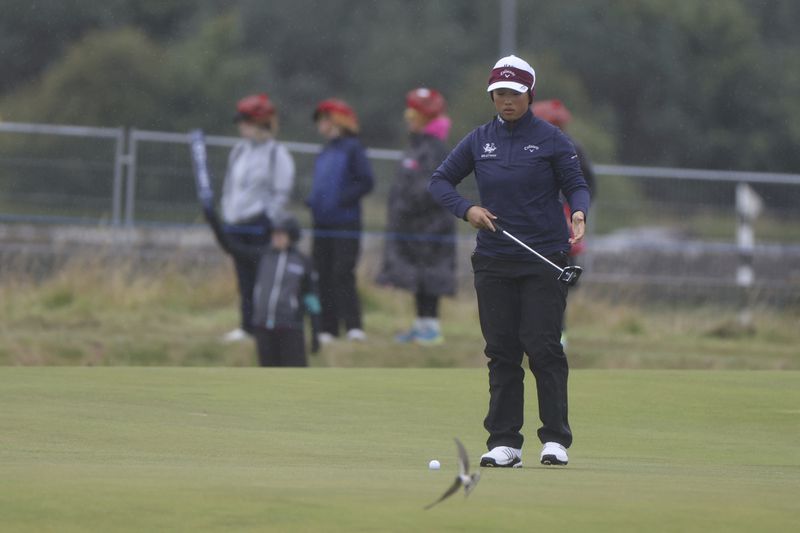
[415,328,444,346]
[394,328,419,343]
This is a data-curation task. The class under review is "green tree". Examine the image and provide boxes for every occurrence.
[0,0,205,95]
[2,28,174,128]
[238,0,499,145]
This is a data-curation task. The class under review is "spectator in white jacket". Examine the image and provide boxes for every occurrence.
[218,93,295,342]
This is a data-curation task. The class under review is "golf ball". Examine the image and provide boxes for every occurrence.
[428,459,441,470]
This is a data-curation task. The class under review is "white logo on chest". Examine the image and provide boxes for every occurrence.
[481,142,498,158]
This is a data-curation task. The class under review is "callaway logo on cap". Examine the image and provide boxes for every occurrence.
[487,55,536,94]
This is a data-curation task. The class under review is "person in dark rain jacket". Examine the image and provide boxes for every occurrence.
[377,87,456,345]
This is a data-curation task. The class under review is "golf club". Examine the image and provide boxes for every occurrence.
[492,221,583,286]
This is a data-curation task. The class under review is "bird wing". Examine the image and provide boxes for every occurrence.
[464,472,481,496]
[455,437,470,476]
[424,477,462,510]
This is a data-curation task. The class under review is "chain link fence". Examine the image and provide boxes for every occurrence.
[2,121,799,305]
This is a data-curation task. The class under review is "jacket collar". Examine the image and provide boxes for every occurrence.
[496,109,534,129]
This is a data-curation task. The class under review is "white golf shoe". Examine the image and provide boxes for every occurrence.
[221,328,248,343]
[317,332,336,345]
[479,446,522,468]
[540,442,569,465]
[346,328,367,341]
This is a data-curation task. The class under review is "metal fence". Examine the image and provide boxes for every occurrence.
[2,121,800,303]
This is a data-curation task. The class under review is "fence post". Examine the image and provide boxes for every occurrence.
[111,127,126,227]
[735,182,763,329]
[124,129,139,228]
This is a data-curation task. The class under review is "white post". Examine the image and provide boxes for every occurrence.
[499,0,517,56]
[735,182,762,329]
[124,130,139,228]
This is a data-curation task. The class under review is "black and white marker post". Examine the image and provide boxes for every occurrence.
[735,183,762,330]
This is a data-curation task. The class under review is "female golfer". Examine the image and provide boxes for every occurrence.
[429,55,590,467]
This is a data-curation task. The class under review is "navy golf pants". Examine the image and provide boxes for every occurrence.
[472,253,572,451]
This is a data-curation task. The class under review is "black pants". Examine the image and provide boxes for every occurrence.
[225,216,271,334]
[312,225,362,336]
[472,253,572,450]
[253,327,307,367]
[415,291,439,318]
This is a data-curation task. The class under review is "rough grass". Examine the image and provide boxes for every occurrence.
[1,255,799,368]
[0,368,798,532]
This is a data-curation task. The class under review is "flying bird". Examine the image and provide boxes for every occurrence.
[424,438,480,510]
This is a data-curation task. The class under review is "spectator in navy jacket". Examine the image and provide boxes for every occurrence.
[429,55,590,468]
[307,99,374,343]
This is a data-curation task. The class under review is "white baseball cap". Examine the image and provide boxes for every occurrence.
[486,55,536,93]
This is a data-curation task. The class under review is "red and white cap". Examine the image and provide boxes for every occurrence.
[406,88,446,118]
[486,55,536,94]
[235,93,276,125]
[313,98,360,134]
[532,99,572,128]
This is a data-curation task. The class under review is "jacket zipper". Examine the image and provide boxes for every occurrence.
[505,120,514,167]
[265,251,288,329]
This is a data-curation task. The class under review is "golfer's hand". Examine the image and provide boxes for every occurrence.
[569,211,586,244]
[465,206,497,232]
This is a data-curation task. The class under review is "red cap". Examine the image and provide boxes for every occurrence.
[406,88,446,118]
[235,93,276,125]
[313,98,359,134]
[532,99,572,128]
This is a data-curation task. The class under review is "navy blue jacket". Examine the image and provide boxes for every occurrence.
[429,110,590,259]
[306,135,374,227]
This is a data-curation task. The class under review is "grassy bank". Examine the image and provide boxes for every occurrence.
[1,255,798,368]
[1,368,798,532]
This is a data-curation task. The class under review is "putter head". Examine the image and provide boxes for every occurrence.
[558,265,582,286]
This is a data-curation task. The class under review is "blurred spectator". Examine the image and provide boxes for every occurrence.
[218,93,295,342]
[532,99,595,347]
[531,100,595,197]
[204,208,320,366]
[306,99,374,343]
[377,88,456,345]
[532,99,595,257]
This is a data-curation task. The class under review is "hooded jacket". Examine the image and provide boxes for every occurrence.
[429,110,590,259]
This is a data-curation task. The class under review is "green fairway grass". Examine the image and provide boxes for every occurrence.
[1,368,798,532]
